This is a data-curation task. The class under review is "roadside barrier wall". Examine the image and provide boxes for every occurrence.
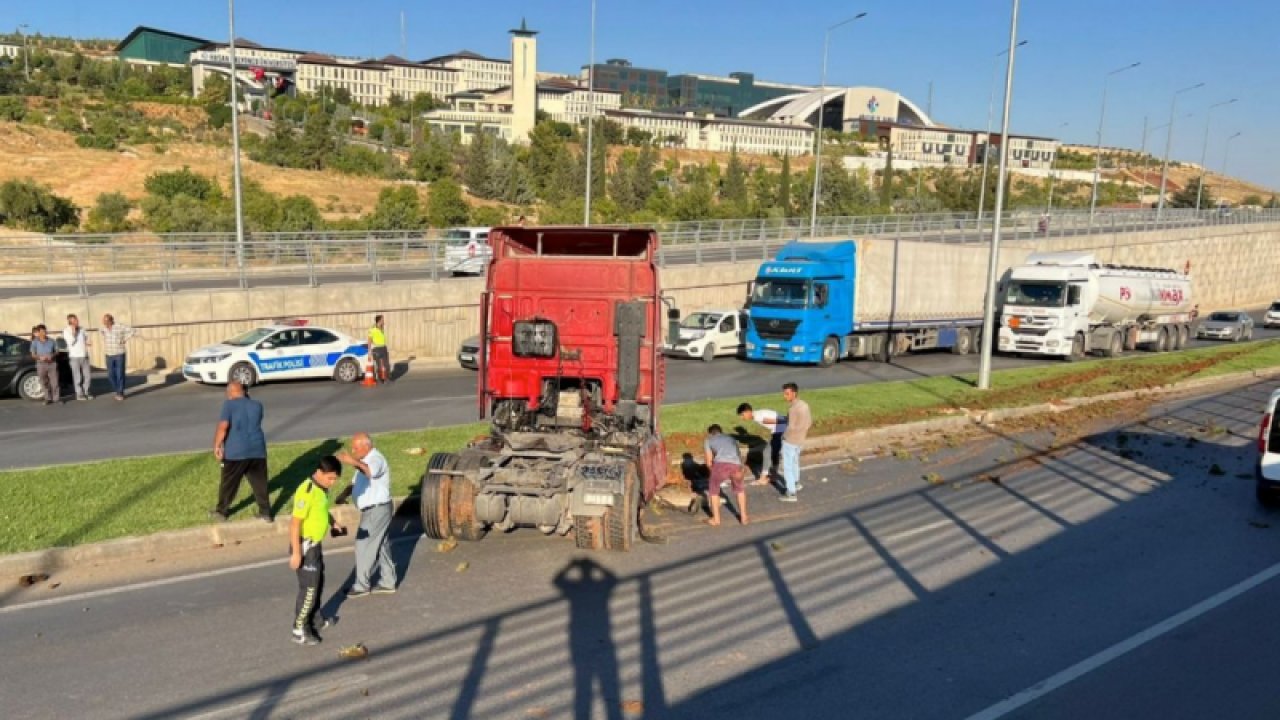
[2,222,1277,372]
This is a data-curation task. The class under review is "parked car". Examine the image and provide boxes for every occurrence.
[458,335,480,370]
[182,321,368,387]
[1264,300,1280,329]
[442,227,492,276]
[662,309,747,362]
[1196,311,1255,342]
[0,331,73,401]
[1256,387,1280,506]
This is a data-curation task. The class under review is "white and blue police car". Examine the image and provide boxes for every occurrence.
[182,321,369,387]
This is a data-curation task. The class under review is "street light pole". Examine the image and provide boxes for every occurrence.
[1221,131,1242,178]
[977,40,1026,231]
[1196,98,1237,210]
[227,0,246,277]
[17,24,30,82]
[1156,81,1205,219]
[1045,121,1068,215]
[1088,62,1140,223]
[583,0,597,225]
[809,11,867,239]
[977,0,1021,391]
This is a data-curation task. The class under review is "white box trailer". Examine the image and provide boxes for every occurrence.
[997,251,1195,360]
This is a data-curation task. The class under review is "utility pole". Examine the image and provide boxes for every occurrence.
[227,0,246,279]
[17,24,30,82]
[977,40,1026,230]
[977,0,1021,391]
[400,11,406,58]
[583,0,597,225]
[1088,62,1140,223]
[809,12,868,238]
[1196,98,1237,210]
[1157,82,1205,219]
[1046,121,1068,215]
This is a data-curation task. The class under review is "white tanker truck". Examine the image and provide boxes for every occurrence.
[997,251,1195,360]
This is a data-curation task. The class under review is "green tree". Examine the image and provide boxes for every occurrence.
[528,121,573,201]
[1267,195,1280,209]
[85,192,133,233]
[470,205,507,227]
[409,132,454,182]
[879,147,895,209]
[0,179,80,232]
[721,147,750,216]
[426,178,470,228]
[367,186,424,230]
[672,165,714,221]
[241,179,282,231]
[1241,194,1263,207]
[463,130,494,198]
[278,195,324,231]
[0,96,26,122]
[144,167,217,201]
[1168,176,1213,209]
[297,110,338,171]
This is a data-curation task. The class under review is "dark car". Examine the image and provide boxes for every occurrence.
[0,332,74,401]
[458,336,480,370]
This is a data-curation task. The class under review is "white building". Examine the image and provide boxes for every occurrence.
[421,50,511,92]
[0,42,22,60]
[604,109,813,155]
[537,78,622,125]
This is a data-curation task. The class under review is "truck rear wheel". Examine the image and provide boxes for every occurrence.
[1175,325,1189,350]
[603,464,640,552]
[574,516,604,550]
[448,455,488,541]
[420,452,457,540]
[951,328,973,355]
[1156,328,1170,352]
[818,337,839,367]
[1104,332,1123,358]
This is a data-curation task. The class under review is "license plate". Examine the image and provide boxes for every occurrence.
[460,355,474,362]
[183,364,195,374]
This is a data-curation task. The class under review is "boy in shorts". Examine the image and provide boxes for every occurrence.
[704,424,748,526]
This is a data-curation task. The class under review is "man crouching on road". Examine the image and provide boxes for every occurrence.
[704,424,748,526]
[337,432,397,597]
[289,455,344,646]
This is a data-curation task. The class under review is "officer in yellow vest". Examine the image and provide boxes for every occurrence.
[368,314,390,384]
[289,455,344,645]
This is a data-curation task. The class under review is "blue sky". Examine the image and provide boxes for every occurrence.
[14,0,1280,190]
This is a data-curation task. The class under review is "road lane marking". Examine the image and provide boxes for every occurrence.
[965,560,1280,720]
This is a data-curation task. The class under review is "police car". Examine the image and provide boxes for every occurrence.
[182,321,368,387]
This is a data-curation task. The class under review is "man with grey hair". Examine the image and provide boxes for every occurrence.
[338,432,397,597]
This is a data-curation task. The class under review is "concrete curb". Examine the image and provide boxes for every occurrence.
[3,365,1278,579]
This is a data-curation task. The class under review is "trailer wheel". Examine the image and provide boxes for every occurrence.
[603,464,640,552]
[420,452,456,540]
[951,328,973,355]
[574,516,604,550]
[818,337,839,367]
[1123,328,1138,352]
[448,455,488,541]
[876,334,894,364]
[1156,327,1170,352]
[1104,331,1123,358]
[1175,325,1189,350]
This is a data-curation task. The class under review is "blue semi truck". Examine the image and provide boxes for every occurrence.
[743,240,988,366]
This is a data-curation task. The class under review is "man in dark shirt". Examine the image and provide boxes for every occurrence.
[211,380,272,522]
[29,324,60,405]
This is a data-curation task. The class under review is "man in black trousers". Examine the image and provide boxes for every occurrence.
[210,380,273,522]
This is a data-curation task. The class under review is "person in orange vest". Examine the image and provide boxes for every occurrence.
[368,315,390,384]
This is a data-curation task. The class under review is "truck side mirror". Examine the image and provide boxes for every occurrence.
[744,280,755,309]
[815,284,829,309]
[666,308,681,347]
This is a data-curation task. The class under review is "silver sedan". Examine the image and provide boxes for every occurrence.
[1196,311,1255,342]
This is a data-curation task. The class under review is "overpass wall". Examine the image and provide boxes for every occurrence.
[2,223,1277,372]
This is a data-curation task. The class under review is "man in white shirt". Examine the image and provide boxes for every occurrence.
[337,432,397,597]
[737,402,787,485]
[63,314,92,400]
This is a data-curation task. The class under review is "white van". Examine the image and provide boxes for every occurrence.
[1264,300,1280,329]
[1258,387,1280,505]
[662,309,747,362]
[442,227,492,275]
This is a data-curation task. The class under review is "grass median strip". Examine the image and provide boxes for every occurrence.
[1,339,1277,555]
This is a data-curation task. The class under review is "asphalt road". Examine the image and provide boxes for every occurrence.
[1,380,1278,719]
[1,313,1275,470]
[0,217,1223,298]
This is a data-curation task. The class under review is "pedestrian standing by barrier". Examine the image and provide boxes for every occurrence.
[29,324,60,405]
[210,380,273,523]
[63,314,92,400]
[737,402,788,485]
[704,424,748,526]
[289,454,344,646]
[368,314,390,384]
[337,432,397,597]
[779,383,811,503]
[99,314,134,401]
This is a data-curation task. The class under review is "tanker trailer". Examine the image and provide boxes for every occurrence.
[419,226,670,551]
[997,251,1194,360]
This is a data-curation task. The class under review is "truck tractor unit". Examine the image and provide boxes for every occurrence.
[997,251,1194,360]
[420,227,669,551]
[744,240,987,366]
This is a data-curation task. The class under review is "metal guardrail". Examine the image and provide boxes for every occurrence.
[3,208,1278,297]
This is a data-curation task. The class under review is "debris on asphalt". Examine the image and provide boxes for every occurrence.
[338,643,369,660]
[18,573,50,587]
[923,472,944,485]
[1208,464,1226,476]
[436,537,458,553]
[456,561,470,573]
[821,477,828,483]
[977,474,1002,485]
[48,582,60,590]
[621,700,644,715]
[769,541,785,552]
[405,447,427,456]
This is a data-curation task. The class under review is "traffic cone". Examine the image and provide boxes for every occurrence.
[362,345,377,387]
